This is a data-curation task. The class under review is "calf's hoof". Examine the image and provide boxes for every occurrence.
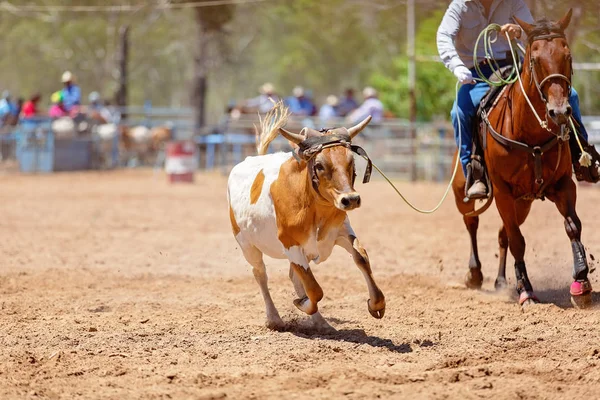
[465,269,483,290]
[265,317,285,331]
[293,296,318,315]
[570,280,593,309]
[367,299,385,319]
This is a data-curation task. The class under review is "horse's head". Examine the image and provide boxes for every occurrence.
[515,10,573,126]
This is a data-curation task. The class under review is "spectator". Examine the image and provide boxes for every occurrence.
[319,95,339,123]
[0,91,11,121]
[60,71,81,114]
[21,93,41,119]
[86,91,114,122]
[337,88,358,117]
[4,98,24,126]
[243,83,280,114]
[285,86,315,116]
[102,100,121,124]
[49,91,67,119]
[347,86,384,125]
[88,91,102,111]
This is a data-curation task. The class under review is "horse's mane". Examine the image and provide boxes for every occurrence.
[527,17,564,41]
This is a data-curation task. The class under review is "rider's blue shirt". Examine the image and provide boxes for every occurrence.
[437,0,533,73]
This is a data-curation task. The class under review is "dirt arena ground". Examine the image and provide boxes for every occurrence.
[2,169,600,399]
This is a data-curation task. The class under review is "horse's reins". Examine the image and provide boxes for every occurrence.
[479,27,576,199]
[282,26,583,213]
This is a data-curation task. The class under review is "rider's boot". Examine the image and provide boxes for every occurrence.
[467,180,488,198]
[573,142,600,183]
[465,157,489,200]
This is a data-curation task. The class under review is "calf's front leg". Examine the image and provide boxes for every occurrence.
[285,246,323,315]
[336,219,386,318]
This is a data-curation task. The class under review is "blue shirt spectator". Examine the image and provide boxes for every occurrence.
[347,87,384,125]
[337,88,359,117]
[61,71,81,112]
[243,83,280,114]
[0,91,11,119]
[319,95,339,123]
[285,86,315,116]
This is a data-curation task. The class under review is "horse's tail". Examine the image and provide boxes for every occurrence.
[256,100,291,155]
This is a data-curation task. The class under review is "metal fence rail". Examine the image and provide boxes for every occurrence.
[1,110,599,180]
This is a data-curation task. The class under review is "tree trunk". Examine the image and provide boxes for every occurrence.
[192,12,210,132]
[115,25,129,119]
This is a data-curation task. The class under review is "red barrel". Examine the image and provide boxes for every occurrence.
[165,141,197,183]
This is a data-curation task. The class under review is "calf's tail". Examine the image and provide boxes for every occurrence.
[255,100,290,155]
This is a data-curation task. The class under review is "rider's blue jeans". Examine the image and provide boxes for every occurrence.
[451,66,588,177]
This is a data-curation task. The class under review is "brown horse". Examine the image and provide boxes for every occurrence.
[453,10,593,307]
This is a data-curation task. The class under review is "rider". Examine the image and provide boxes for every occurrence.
[438,0,597,198]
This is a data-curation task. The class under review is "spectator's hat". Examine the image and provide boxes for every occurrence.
[293,86,305,97]
[61,71,74,83]
[51,91,63,104]
[89,91,101,103]
[260,82,275,95]
[362,86,377,98]
[326,95,339,106]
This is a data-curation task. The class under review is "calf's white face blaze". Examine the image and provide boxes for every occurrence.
[313,147,361,211]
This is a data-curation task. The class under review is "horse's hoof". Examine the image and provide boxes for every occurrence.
[367,299,385,319]
[465,269,483,290]
[570,280,593,309]
[293,296,318,315]
[571,293,593,309]
[494,277,508,290]
[519,291,539,307]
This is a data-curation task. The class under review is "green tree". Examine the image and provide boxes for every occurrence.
[370,11,455,121]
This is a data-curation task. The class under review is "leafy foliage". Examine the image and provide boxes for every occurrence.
[370,11,455,121]
[0,0,598,120]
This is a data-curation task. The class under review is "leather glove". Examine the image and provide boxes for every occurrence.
[453,65,475,85]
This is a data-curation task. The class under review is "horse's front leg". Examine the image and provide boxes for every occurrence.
[495,225,509,290]
[494,192,537,306]
[335,218,385,319]
[547,176,592,308]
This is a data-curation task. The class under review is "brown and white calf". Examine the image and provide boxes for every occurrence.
[227,104,385,330]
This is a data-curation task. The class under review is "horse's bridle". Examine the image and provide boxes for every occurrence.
[528,32,573,109]
[481,31,573,198]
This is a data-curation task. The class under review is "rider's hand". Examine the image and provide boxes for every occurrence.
[500,23,522,40]
[453,66,475,85]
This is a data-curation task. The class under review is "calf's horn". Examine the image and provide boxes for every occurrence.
[279,127,304,144]
[348,115,372,139]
